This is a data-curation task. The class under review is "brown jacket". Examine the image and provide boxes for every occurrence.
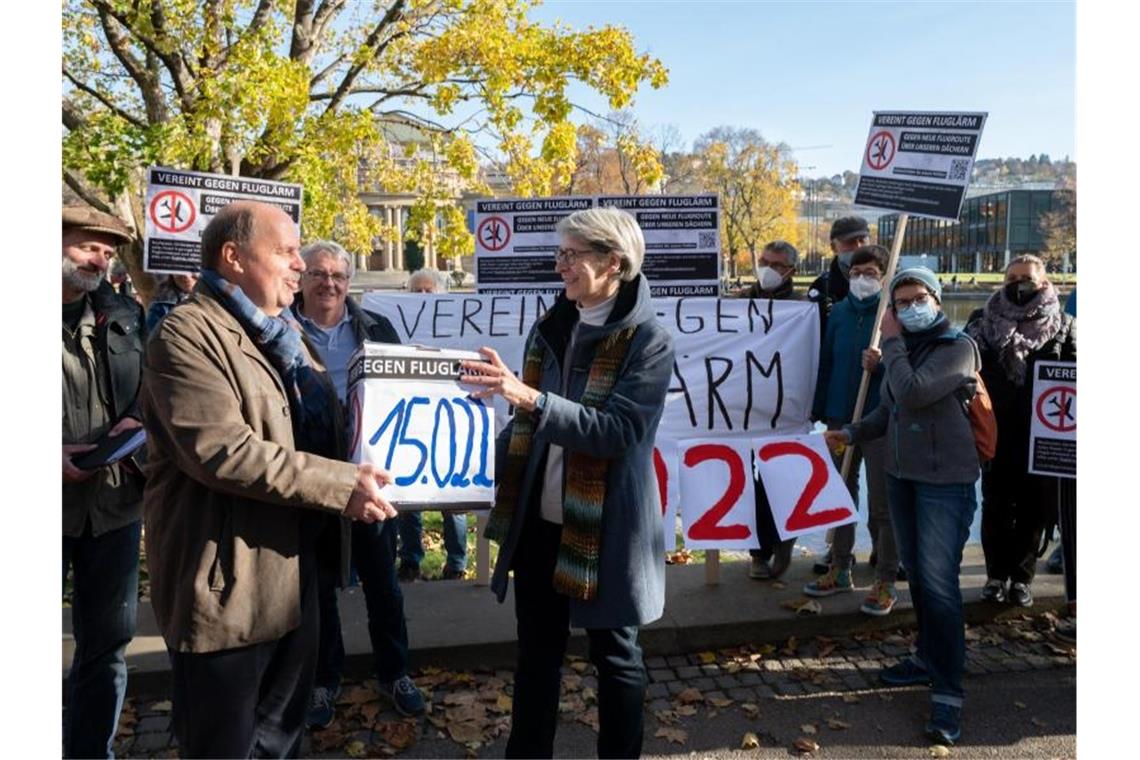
[140,289,357,653]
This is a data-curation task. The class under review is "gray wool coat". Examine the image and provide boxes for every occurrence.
[488,275,675,629]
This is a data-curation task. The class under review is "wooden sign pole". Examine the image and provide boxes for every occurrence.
[840,212,910,481]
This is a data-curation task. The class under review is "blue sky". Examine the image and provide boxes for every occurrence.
[530,0,1075,176]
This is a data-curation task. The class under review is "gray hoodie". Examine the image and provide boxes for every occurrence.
[846,331,982,485]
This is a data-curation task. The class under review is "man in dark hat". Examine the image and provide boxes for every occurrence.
[807,215,872,333]
[61,205,147,758]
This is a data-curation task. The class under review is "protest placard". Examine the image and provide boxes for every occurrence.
[754,434,858,541]
[853,111,988,220]
[143,166,303,274]
[474,197,594,294]
[597,195,721,296]
[347,343,495,509]
[474,194,720,296]
[1028,360,1076,478]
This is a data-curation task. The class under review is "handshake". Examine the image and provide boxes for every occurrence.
[344,463,400,523]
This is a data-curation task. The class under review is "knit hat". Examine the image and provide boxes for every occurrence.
[890,267,942,305]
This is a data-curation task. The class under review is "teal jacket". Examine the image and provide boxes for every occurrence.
[812,291,885,423]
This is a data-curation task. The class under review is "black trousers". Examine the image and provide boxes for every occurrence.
[506,514,646,759]
[980,468,1056,584]
[1057,478,1077,602]
[168,552,319,759]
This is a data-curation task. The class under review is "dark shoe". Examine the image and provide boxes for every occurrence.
[397,563,420,582]
[869,550,878,568]
[1009,582,1034,607]
[748,555,772,580]
[812,549,833,575]
[441,565,465,580]
[897,565,908,582]
[926,702,962,746]
[1046,545,1064,574]
[769,539,795,579]
[305,685,340,730]
[1054,618,1076,644]
[879,657,931,686]
[381,675,426,716]
[981,578,1007,603]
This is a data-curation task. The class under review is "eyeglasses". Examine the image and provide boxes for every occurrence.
[759,258,793,273]
[554,246,605,266]
[894,292,932,310]
[303,270,349,284]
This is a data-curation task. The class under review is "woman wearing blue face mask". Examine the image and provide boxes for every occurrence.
[823,267,982,747]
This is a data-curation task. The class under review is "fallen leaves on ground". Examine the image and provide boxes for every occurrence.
[741,702,760,717]
[310,729,347,753]
[655,726,688,745]
[793,736,820,754]
[344,740,367,758]
[676,687,704,705]
[781,598,823,616]
[741,731,760,749]
[376,720,418,751]
[446,721,483,744]
[771,581,788,590]
[698,651,717,664]
[674,704,698,717]
[1030,717,1048,728]
[577,707,600,732]
[929,745,951,757]
[781,636,799,656]
[1013,701,1027,710]
[801,723,818,735]
[827,717,851,730]
[494,694,513,713]
[842,694,861,704]
[709,697,734,708]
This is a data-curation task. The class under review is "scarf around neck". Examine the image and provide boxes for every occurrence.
[200,269,339,458]
[484,313,638,602]
[967,282,1062,386]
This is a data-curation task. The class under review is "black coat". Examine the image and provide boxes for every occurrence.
[91,280,147,421]
[807,257,848,335]
[966,308,1076,472]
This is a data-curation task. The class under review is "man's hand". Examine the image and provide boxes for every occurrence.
[108,416,144,437]
[63,444,97,483]
[460,347,541,411]
[861,346,883,372]
[344,463,398,523]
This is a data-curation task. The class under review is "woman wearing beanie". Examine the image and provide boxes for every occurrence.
[824,267,981,746]
[966,255,1076,609]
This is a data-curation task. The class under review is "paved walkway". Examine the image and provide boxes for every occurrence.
[108,608,1076,758]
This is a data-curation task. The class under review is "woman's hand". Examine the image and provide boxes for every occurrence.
[460,347,541,411]
[861,346,882,372]
[823,429,850,455]
[880,308,901,340]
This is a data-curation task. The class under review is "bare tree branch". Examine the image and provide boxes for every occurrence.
[62,100,86,131]
[63,168,115,214]
[309,52,348,88]
[323,0,408,116]
[91,0,194,110]
[94,7,167,122]
[63,68,147,128]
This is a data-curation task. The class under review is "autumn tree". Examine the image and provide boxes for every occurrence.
[694,126,799,278]
[62,0,667,298]
[560,111,663,195]
[1039,190,1077,271]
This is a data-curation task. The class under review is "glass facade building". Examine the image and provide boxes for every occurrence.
[877,189,1074,272]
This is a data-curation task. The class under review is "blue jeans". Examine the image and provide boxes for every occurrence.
[316,519,409,689]
[886,475,977,708]
[397,511,468,572]
[63,519,140,758]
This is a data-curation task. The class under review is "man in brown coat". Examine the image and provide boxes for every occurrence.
[141,201,397,758]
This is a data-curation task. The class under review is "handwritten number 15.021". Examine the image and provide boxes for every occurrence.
[368,396,493,488]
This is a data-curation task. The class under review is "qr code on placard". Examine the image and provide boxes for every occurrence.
[948,159,970,181]
[698,231,717,248]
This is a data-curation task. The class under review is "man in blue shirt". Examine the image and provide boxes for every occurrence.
[291,241,426,727]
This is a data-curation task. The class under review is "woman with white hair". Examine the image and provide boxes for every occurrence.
[461,206,674,758]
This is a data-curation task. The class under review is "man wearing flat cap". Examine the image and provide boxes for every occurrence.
[61,205,147,758]
[808,215,873,332]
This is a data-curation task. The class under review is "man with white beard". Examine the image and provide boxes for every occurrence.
[61,205,147,758]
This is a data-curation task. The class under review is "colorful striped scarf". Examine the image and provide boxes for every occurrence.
[485,322,638,601]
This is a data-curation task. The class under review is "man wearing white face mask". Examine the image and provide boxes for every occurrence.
[807,216,871,333]
[807,246,899,614]
[742,240,801,580]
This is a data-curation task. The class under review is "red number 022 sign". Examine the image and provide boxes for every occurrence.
[673,435,857,549]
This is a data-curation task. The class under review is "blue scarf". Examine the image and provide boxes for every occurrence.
[200,269,339,459]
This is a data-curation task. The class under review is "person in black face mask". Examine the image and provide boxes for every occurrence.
[965,255,1076,610]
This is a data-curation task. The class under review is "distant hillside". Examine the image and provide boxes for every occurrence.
[808,155,1075,200]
